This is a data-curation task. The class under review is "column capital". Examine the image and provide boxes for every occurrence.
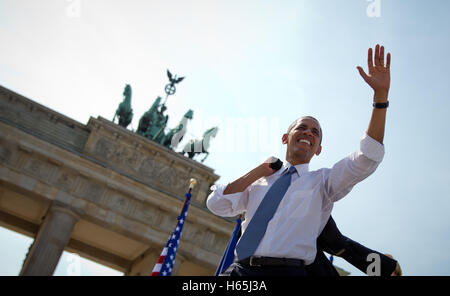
[49,205,81,221]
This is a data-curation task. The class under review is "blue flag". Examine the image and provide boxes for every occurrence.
[214,215,242,276]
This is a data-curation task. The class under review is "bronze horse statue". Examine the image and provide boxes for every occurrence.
[113,84,133,128]
[181,127,218,162]
[159,109,194,149]
[137,96,162,136]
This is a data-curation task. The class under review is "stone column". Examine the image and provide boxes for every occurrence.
[19,205,80,276]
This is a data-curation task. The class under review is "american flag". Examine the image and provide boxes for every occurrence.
[151,181,195,276]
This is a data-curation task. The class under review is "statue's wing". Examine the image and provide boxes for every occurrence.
[167,69,173,81]
[176,77,185,83]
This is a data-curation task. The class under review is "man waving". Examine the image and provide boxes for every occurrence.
[207,45,392,276]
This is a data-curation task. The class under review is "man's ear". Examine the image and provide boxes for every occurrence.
[282,134,288,144]
[315,145,322,156]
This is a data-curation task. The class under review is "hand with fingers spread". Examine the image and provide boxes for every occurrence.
[358,44,391,144]
[357,44,391,102]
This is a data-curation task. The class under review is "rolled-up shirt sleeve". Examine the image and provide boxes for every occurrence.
[206,183,249,217]
[323,133,385,203]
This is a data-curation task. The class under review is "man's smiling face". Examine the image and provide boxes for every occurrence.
[282,117,322,165]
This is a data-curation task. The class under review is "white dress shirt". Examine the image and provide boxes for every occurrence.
[206,133,384,265]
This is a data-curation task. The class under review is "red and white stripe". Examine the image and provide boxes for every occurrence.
[151,247,168,276]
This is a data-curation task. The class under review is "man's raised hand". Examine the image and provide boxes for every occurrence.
[223,156,280,195]
[259,156,280,177]
[357,44,391,101]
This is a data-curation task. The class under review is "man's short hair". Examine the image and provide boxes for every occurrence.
[286,116,323,145]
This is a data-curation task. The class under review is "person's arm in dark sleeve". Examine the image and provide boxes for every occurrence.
[338,236,398,276]
[318,216,398,276]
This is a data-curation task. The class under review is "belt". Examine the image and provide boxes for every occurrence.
[238,256,305,267]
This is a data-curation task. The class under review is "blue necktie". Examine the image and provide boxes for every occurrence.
[236,165,297,260]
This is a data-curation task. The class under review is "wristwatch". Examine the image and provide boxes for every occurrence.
[373,101,389,109]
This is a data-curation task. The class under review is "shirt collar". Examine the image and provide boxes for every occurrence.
[282,161,310,176]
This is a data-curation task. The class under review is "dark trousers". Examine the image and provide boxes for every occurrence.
[219,262,307,276]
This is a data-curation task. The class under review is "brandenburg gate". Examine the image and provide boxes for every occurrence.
[0,84,235,275]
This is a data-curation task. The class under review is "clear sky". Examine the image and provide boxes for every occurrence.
[1,0,449,276]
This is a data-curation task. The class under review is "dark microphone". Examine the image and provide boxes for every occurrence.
[269,158,283,171]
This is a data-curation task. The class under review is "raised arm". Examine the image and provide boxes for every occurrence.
[206,157,278,217]
[357,44,391,144]
[223,157,277,194]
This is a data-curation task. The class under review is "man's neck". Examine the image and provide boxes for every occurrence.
[286,157,310,166]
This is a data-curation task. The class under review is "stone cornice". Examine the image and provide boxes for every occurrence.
[0,84,90,134]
